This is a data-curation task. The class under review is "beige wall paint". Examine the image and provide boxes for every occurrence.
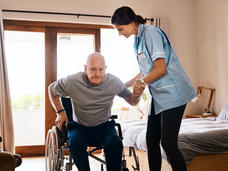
[195,0,228,114]
[1,0,200,113]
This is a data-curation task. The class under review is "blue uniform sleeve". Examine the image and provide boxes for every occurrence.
[144,28,166,61]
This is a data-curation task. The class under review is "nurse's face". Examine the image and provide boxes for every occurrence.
[114,22,138,38]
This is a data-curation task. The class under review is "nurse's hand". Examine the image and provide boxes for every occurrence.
[133,79,146,97]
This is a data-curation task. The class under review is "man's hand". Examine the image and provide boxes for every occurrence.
[55,112,68,130]
[133,79,146,97]
[124,79,146,106]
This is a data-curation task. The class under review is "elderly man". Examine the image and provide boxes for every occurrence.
[48,52,145,171]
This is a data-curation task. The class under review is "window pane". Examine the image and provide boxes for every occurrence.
[57,33,94,79]
[101,28,138,83]
[101,29,149,120]
[101,29,139,108]
[5,31,45,146]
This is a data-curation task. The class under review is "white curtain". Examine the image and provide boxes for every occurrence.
[0,10,15,153]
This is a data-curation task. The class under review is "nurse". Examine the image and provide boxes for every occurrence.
[111,6,196,171]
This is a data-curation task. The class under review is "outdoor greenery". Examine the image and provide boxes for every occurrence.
[11,92,44,110]
[11,88,147,110]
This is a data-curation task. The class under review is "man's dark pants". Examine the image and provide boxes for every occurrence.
[67,120,123,171]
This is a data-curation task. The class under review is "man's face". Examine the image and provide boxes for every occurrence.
[85,57,107,85]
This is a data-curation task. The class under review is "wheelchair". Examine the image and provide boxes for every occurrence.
[45,97,140,171]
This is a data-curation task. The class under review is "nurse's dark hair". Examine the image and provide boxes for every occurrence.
[111,6,147,25]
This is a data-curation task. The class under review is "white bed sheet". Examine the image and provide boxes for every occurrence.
[120,117,228,164]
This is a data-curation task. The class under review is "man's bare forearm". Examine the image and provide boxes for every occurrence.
[48,84,68,130]
[124,92,142,106]
[48,84,64,113]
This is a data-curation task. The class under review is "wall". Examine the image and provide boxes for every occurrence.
[0,0,199,113]
[195,0,228,114]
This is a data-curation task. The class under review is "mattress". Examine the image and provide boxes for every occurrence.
[120,117,228,164]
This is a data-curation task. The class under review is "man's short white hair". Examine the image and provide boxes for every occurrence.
[86,52,106,65]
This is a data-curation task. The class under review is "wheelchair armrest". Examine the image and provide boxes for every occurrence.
[109,115,123,140]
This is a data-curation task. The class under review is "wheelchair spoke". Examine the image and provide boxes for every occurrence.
[46,126,75,171]
[52,126,61,171]
[45,127,60,171]
[45,129,54,171]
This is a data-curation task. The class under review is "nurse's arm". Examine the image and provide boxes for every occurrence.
[143,58,167,84]
[125,73,142,87]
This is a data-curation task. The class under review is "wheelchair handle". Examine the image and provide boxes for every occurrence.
[115,123,123,140]
[110,115,118,120]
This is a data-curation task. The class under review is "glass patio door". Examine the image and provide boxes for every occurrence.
[4,31,45,146]
[57,32,95,79]
[3,20,102,156]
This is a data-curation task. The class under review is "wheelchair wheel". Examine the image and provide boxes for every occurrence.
[45,129,54,171]
[45,127,61,171]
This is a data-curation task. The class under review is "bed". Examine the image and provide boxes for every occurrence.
[120,105,228,171]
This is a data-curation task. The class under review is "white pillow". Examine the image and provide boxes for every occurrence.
[217,105,228,120]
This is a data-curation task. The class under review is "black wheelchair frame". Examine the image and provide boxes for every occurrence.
[45,97,140,171]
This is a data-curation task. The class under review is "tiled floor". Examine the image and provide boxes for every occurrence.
[15,155,106,171]
[15,157,46,171]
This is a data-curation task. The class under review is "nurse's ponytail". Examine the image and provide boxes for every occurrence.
[136,15,147,24]
[111,6,147,25]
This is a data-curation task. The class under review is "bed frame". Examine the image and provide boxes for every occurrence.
[187,153,228,171]
[124,147,228,171]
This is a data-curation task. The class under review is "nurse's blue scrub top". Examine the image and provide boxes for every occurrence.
[134,24,196,115]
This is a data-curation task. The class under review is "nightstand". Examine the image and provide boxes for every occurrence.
[184,113,217,119]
